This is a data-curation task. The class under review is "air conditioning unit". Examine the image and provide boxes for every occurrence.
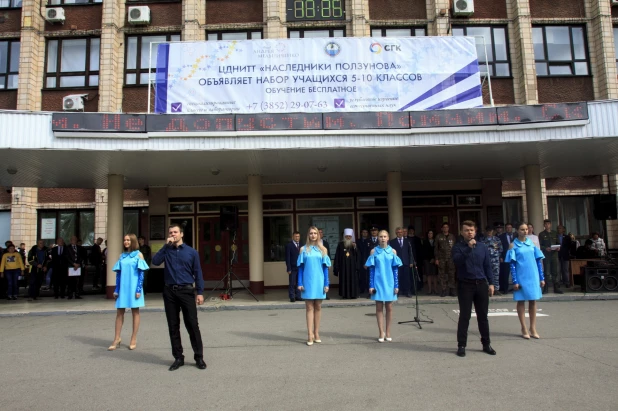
[453,0,474,16]
[612,0,618,7]
[128,6,150,25]
[45,7,65,24]
[62,94,87,111]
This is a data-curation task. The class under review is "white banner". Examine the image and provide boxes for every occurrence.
[155,37,482,114]
[41,218,56,240]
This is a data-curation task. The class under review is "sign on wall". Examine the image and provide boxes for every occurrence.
[154,37,483,114]
[41,218,56,240]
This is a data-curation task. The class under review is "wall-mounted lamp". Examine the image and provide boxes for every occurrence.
[7,168,17,175]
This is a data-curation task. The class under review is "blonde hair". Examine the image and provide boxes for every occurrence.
[303,226,328,256]
[378,230,390,240]
[124,234,139,252]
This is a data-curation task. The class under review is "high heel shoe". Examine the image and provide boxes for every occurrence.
[385,337,393,342]
[108,339,121,351]
[521,328,530,339]
[128,341,137,350]
[530,331,540,339]
[306,340,314,346]
[378,334,385,343]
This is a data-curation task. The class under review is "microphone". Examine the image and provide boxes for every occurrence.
[167,239,173,246]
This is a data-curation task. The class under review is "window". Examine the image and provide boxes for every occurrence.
[0,40,19,90]
[123,209,140,238]
[0,0,22,7]
[198,201,248,213]
[45,38,100,88]
[125,34,180,85]
[169,202,194,214]
[452,26,510,77]
[402,196,454,208]
[38,210,95,247]
[298,213,354,259]
[288,28,345,38]
[48,0,102,4]
[502,197,522,226]
[207,31,262,41]
[548,196,604,238]
[371,27,426,37]
[533,26,589,76]
[264,215,292,262]
[296,198,354,210]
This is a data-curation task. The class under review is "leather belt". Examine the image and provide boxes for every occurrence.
[166,284,194,291]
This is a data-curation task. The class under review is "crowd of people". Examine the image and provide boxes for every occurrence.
[0,236,152,301]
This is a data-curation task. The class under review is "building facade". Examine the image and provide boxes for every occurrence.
[1,0,618,294]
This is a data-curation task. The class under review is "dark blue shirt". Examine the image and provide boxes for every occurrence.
[152,243,205,294]
[451,240,493,283]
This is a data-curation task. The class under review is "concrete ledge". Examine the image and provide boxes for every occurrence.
[1,292,617,317]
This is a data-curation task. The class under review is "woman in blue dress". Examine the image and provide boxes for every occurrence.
[108,234,149,351]
[365,230,403,343]
[505,222,545,340]
[297,226,331,346]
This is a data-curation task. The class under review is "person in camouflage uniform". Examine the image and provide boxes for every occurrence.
[435,222,457,297]
[538,219,563,294]
[480,225,503,296]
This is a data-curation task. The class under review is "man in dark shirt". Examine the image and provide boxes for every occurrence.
[451,220,496,358]
[138,236,152,294]
[152,223,206,371]
[91,237,103,291]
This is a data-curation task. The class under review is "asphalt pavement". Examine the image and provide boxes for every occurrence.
[1,300,617,411]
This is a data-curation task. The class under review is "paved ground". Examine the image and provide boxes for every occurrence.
[1,300,617,411]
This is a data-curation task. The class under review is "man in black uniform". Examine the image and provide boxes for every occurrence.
[451,220,496,358]
[66,236,84,300]
[361,226,380,298]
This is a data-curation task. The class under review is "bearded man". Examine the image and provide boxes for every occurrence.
[334,228,361,299]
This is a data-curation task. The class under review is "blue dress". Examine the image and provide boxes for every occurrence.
[297,245,331,300]
[505,238,545,301]
[113,250,149,309]
[365,246,403,302]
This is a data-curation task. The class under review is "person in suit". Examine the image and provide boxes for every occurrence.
[285,231,303,302]
[557,225,572,288]
[361,226,380,298]
[91,237,104,291]
[390,227,415,297]
[498,223,515,294]
[406,225,423,290]
[356,229,370,295]
[50,238,68,299]
[66,236,85,300]
[27,239,48,301]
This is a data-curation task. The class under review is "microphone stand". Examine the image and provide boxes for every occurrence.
[398,264,434,329]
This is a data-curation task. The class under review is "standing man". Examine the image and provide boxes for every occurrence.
[334,228,361,299]
[138,236,152,294]
[91,237,103,291]
[452,220,496,358]
[406,225,423,290]
[50,238,68,299]
[480,226,503,296]
[66,236,84,300]
[152,224,206,371]
[538,219,563,294]
[390,227,414,297]
[285,231,303,302]
[27,240,48,301]
[362,226,380,298]
[557,225,572,288]
[435,222,457,297]
[356,229,370,295]
[498,223,515,295]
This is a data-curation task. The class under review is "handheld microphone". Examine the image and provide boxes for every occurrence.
[167,239,173,246]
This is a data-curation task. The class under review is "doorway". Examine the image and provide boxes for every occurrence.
[198,216,249,282]
[404,210,456,238]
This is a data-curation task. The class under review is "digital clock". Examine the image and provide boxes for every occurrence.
[286,0,345,22]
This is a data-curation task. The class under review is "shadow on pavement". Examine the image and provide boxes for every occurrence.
[228,330,305,344]
[72,335,170,366]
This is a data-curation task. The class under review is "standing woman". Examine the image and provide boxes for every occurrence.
[505,223,545,340]
[422,230,438,295]
[297,226,331,346]
[365,230,403,342]
[108,234,149,351]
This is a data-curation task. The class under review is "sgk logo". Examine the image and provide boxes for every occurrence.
[370,42,402,54]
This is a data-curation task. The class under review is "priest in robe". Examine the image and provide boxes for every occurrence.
[334,228,361,299]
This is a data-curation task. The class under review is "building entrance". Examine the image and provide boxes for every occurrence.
[197,216,249,282]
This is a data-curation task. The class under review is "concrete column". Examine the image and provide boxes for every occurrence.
[387,171,403,238]
[524,165,544,233]
[264,0,285,39]
[427,0,450,36]
[106,175,124,299]
[183,0,205,41]
[506,0,538,104]
[99,0,126,112]
[350,0,370,37]
[9,188,38,247]
[584,0,618,100]
[94,189,108,241]
[17,0,45,110]
[248,175,264,294]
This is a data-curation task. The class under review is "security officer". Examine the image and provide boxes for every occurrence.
[480,226,503,296]
[538,219,563,294]
[434,222,457,297]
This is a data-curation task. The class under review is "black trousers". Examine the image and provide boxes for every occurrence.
[499,262,510,293]
[163,286,204,360]
[29,268,43,298]
[288,269,301,299]
[53,269,67,297]
[67,276,79,297]
[92,264,102,288]
[457,279,491,348]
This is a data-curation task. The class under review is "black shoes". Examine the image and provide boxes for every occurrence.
[168,358,184,371]
[75,295,83,299]
[483,345,497,355]
[440,290,447,297]
[553,286,564,294]
[457,347,466,357]
[196,358,207,370]
[296,297,303,302]
[289,298,296,302]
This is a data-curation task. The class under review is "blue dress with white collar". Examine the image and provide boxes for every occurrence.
[365,245,403,302]
[113,250,149,309]
[297,245,331,300]
[505,238,545,301]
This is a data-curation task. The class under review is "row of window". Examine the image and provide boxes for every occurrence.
[0,25,603,90]
[0,0,101,6]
